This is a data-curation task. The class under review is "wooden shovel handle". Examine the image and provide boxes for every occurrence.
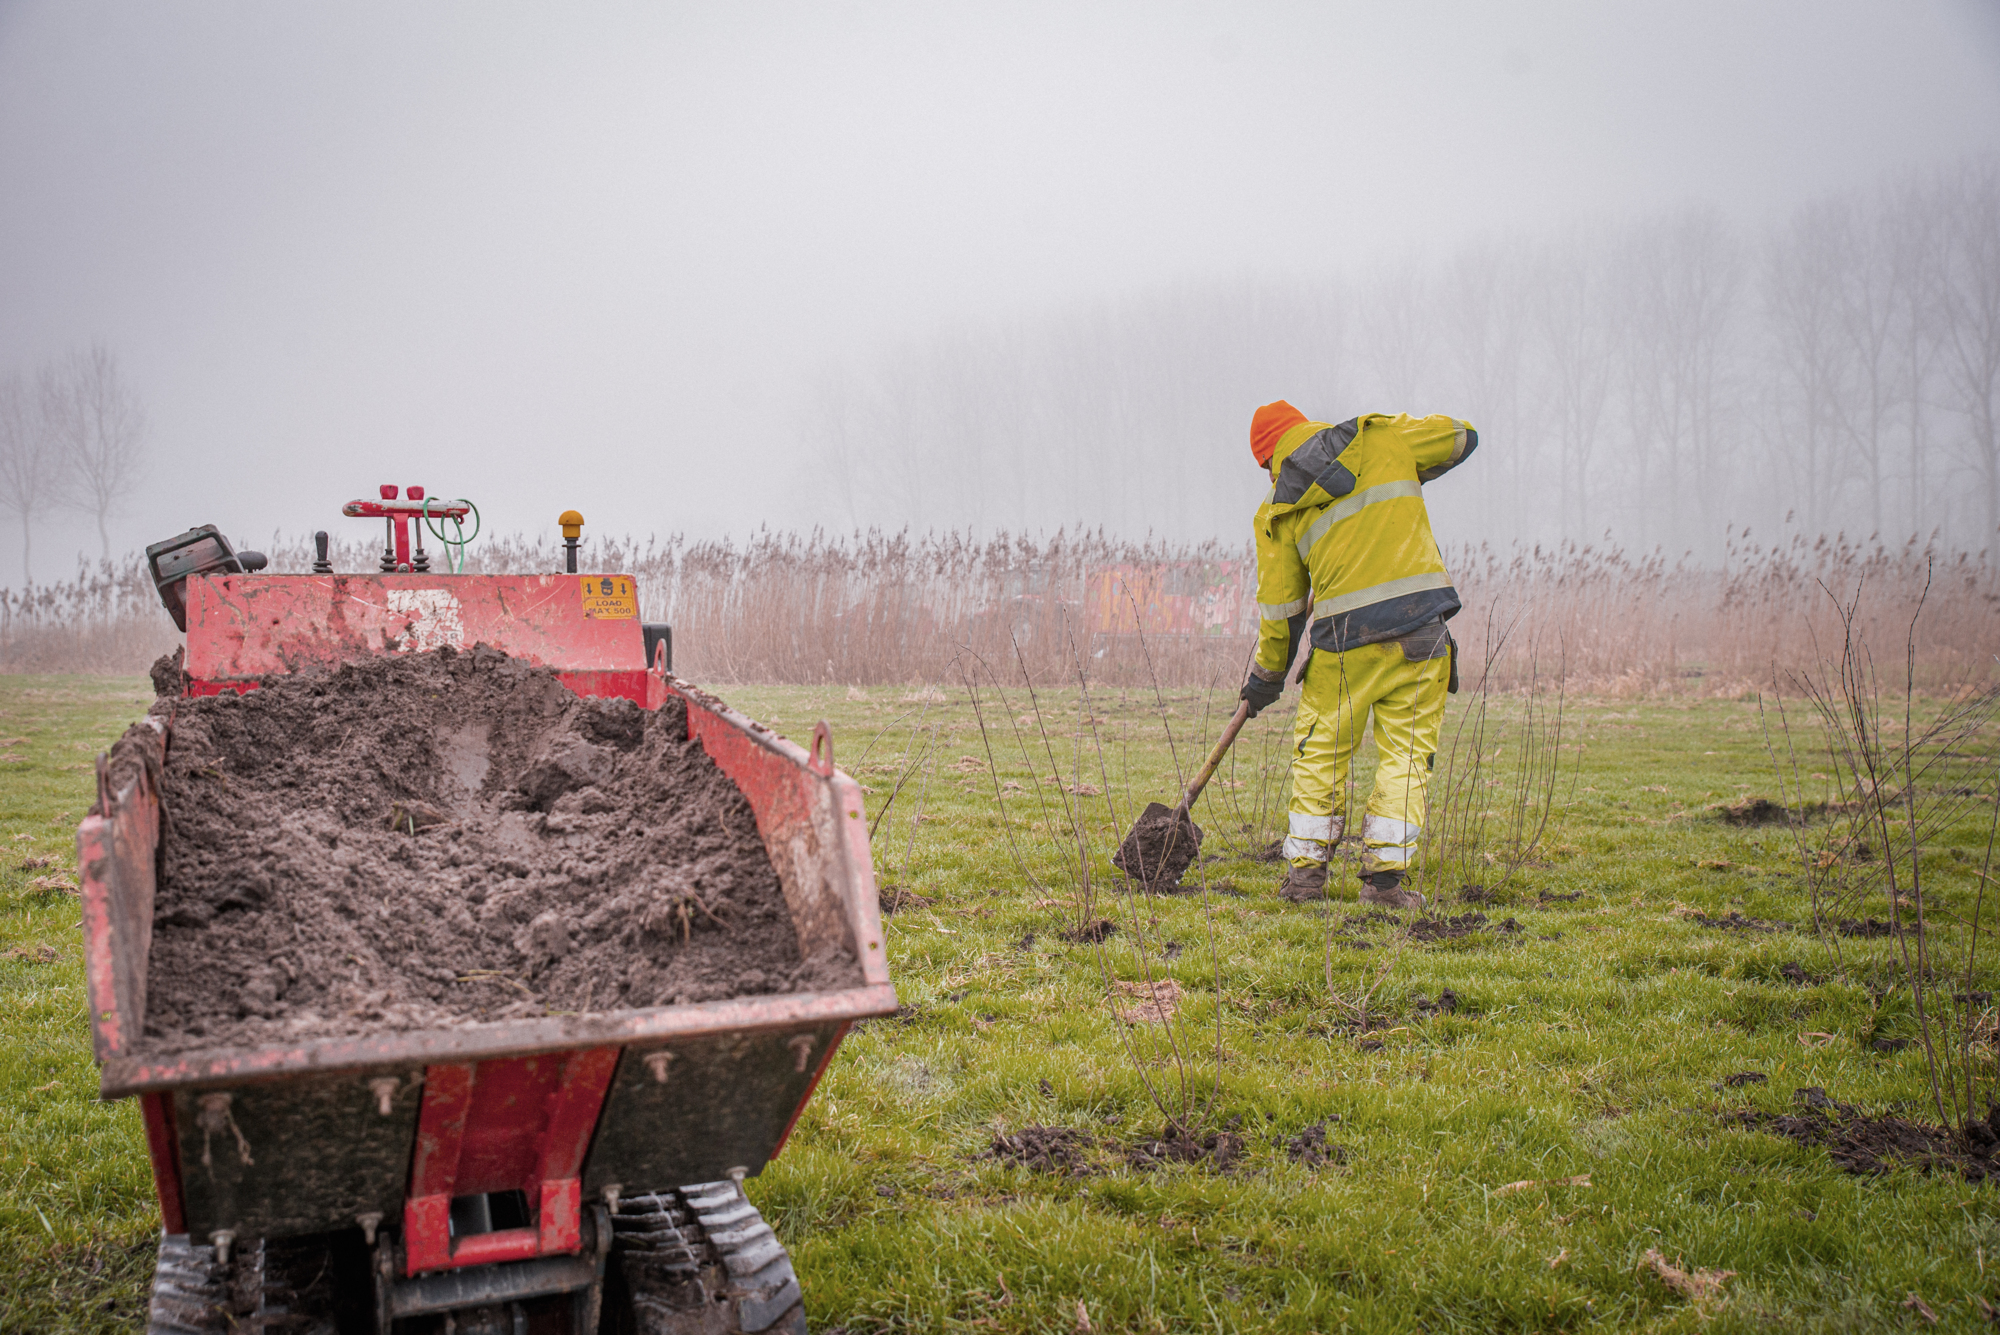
[1175,700,1253,816]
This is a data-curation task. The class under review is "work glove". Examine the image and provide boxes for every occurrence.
[1239,672,1284,719]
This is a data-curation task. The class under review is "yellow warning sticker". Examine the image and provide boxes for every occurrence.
[579,575,638,620]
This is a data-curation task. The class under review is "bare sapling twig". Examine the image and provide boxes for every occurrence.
[1960,733,2000,1128]
[1774,565,2000,1135]
[956,652,1051,895]
[1098,582,1231,1133]
[1009,627,1093,931]
[1326,933,1401,1034]
[1756,686,1856,949]
[1490,627,1575,887]
[866,670,952,843]
[1062,599,1196,1129]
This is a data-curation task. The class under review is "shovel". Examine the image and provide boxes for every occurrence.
[1110,699,1253,889]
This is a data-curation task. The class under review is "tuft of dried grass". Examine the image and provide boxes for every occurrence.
[1639,1247,1735,1303]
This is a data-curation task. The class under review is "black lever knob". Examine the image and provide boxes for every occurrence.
[312,530,333,574]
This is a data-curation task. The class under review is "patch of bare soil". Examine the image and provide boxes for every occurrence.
[1111,978,1182,1025]
[1286,1118,1348,1167]
[1413,989,1462,1016]
[134,646,858,1053]
[1838,917,1895,938]
[1538,891,1585,904]
[1061,918,1118,944]
[1712,794,1859,826]
[1778,961,1824,985]
[1713,795,1788,825]
[1111,802,1202,889]
[1732,1089,1999,1181]
[987,1125,1094,1176]
[853,1003,922,1032]
[1408,912,1521,943]
[1690,911,1793,933]
[1126,1120,1244,1173]
[876,885,934,915]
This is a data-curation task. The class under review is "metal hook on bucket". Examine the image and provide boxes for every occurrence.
[809,722,834,778]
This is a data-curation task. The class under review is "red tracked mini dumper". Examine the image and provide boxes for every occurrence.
[82,516,895,1333]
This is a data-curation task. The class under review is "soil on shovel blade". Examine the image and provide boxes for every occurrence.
[126,646,859,1053]
[1111,802,1203,890]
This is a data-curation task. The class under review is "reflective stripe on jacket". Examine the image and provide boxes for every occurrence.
[1251,413,1477,674]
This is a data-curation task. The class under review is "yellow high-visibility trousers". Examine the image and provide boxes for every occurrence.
[1283,637,1449,874]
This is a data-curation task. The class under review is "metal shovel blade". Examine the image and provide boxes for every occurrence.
[1111,801,1203,889]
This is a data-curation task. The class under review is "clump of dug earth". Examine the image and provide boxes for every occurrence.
[128,645,858,1053]
[1732,1087,2000,1182]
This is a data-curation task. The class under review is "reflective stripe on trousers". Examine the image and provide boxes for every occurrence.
[1361,813,1420,868]
[1281,809,1345,863]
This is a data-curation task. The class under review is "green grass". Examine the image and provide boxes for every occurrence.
[3,677,1995,1331]
[0,675,162,1333]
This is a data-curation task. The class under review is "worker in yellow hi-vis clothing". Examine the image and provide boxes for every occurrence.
[1237,400,1479,908]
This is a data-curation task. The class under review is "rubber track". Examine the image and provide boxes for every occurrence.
[613,1184,806,1334]
[147,1234,229,1335]
[147,1234,337,1335]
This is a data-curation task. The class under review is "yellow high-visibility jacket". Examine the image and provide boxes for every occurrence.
[1251,413,1477,677]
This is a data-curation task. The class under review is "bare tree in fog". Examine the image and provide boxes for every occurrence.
[1833,190,1915,536]
[1528,232,1615,537]
[1442,244,1530,522]
[1620,211,1742,550]
[0,375,62,581]
[1360,263,1436,410]
[799,155,2000,557]
[1765,200,1854,537]
[1934,158,2000,538]
[42,343,147,560]
[1890,177,1944,540]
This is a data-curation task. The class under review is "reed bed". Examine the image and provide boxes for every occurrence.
[2,528,1994,691]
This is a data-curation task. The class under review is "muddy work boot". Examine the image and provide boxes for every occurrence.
[1357,870,1426,911]
[1278,863,1329,902]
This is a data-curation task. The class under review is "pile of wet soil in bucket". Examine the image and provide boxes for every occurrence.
[126,645,858,1053]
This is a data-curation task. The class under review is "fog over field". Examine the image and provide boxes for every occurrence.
[2,2,1999,584]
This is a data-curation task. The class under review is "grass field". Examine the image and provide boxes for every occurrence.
[2,674,1996,1332]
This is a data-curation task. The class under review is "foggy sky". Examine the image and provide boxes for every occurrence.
[2,1,1998,584]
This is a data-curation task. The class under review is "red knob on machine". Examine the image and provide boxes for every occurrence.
[379,485,398,500]
[407,486,425,501]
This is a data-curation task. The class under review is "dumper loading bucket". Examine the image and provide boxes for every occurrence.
[78,571,896,1333]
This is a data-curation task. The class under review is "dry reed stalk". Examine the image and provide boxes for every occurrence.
[7,528,1997,691]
